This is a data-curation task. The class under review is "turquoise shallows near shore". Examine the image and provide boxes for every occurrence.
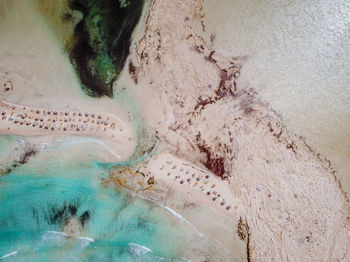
[0,152,190,261]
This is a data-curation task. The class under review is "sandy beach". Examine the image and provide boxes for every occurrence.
[122,0,350,260]
[0,0,349,261]
[132,152,246,218]
[0,100,135,160]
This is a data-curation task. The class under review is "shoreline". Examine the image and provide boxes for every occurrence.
[0,0,349,261]
[0,100,135,161]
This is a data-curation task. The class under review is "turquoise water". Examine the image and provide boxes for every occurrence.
[0,136,194,261]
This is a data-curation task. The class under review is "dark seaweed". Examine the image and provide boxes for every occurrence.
[19,146,37,164]
[49,202,78,225]
[128,61,138,84]
[68,0,144,97]
[79,210,90,227]
[45,201,89,228]
[0,144,37,176]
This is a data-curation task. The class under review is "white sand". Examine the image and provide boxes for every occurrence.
[124,0,350,260]
[144,153,244,216]
[202,0,350,195]
[0,0,137,161]
[1,0,350,261]
[0,100,135,160]
[0,0,131,124]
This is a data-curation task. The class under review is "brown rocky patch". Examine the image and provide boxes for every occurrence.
[196,140,227,180]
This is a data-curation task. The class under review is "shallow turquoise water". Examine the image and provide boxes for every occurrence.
[0,136,194,261]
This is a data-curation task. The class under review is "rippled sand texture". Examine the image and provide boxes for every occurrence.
[126,0,350,261]
[203,0,350,195]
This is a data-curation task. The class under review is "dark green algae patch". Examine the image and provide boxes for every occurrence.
[67,0,144,97]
